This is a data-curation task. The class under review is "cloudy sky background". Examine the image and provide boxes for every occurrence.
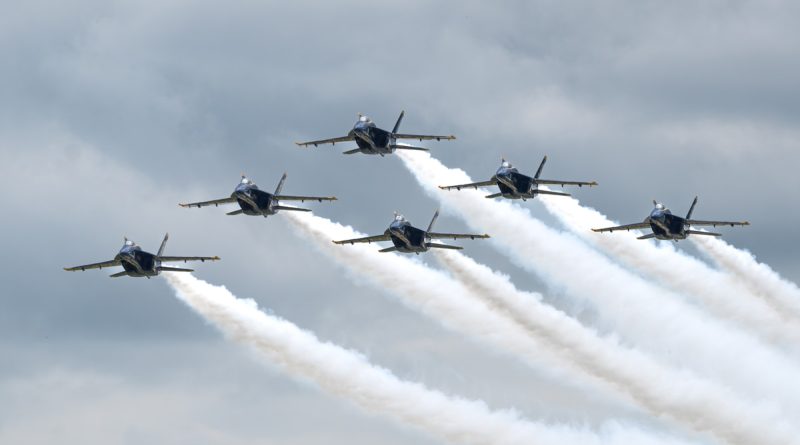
[2,1,798,444]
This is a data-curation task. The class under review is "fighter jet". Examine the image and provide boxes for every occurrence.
[592,197,750,241]
[63,233,220,278]
[439,156,597,200]
[179,173,336,217]
[333,210,489,254]
[295,111,455,156]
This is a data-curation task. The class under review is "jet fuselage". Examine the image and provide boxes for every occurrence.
[387,219,429,253]
[232,182,277,216]
[648,208,688,240]
[115,243,159,277]
[494,167,536,199]
[350,119,395,155]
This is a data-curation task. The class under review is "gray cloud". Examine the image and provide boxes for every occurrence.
[2,0,797,443]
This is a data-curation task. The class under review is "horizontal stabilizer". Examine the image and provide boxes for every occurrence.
[227,209,244,216]
[158,266,194,273]
[109,271,128,278]
[379,246,399,253]
[342,148,362,155]
[686,230,722,237]
[637,233,657,240]
[391,144,429,151]
[426,243,463,250]
[485,192,503,199]
[686,219,750,227]
[273,205,311,212]
[534,189,571,197]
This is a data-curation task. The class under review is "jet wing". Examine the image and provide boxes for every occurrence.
[179,197,237,208]
[535,179,598,187]
[686,220,750,227]
[274,195,338,202]
[439,179,497,191]
[64,259,121,271]
[427,232,490,240]
[592,222,651,233]
[333,234,392,245]
[295,135,355,147]
[393,134,456,141]
[158,256,221,263]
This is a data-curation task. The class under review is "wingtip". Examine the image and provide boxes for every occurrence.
[591,228,601,232]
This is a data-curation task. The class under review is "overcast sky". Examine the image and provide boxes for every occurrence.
[2,1,798,444]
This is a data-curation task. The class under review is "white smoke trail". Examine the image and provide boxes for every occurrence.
[281,211,797,444]
[692,235,800,322]
[396,150,800,413]
[163,272,695,445]
[536,192,800,347]
[280,211,609,389]
[432,249,797,445]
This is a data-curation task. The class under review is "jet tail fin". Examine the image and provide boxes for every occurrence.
[534,155,547,180]
[392,110,405,134]
[427,209,440,232]
[157,233,169,257]
[686,196,698,219]
[274,172,288,195]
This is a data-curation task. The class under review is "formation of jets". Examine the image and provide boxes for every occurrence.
[64,111,750,278]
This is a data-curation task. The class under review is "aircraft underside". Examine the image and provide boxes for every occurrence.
[355,137,392,155]
[497,178,533,199]
[650,216,687,240]
[390,228,428,253]
[237,191,275,216]
[120,257,158,277]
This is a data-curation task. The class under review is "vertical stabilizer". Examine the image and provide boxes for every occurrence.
[534,156,548,179]
[392,110,405,134]
[427,209,440,233]
[686,196,699,220]
[274,172,288,195]
[157,233,169,257]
